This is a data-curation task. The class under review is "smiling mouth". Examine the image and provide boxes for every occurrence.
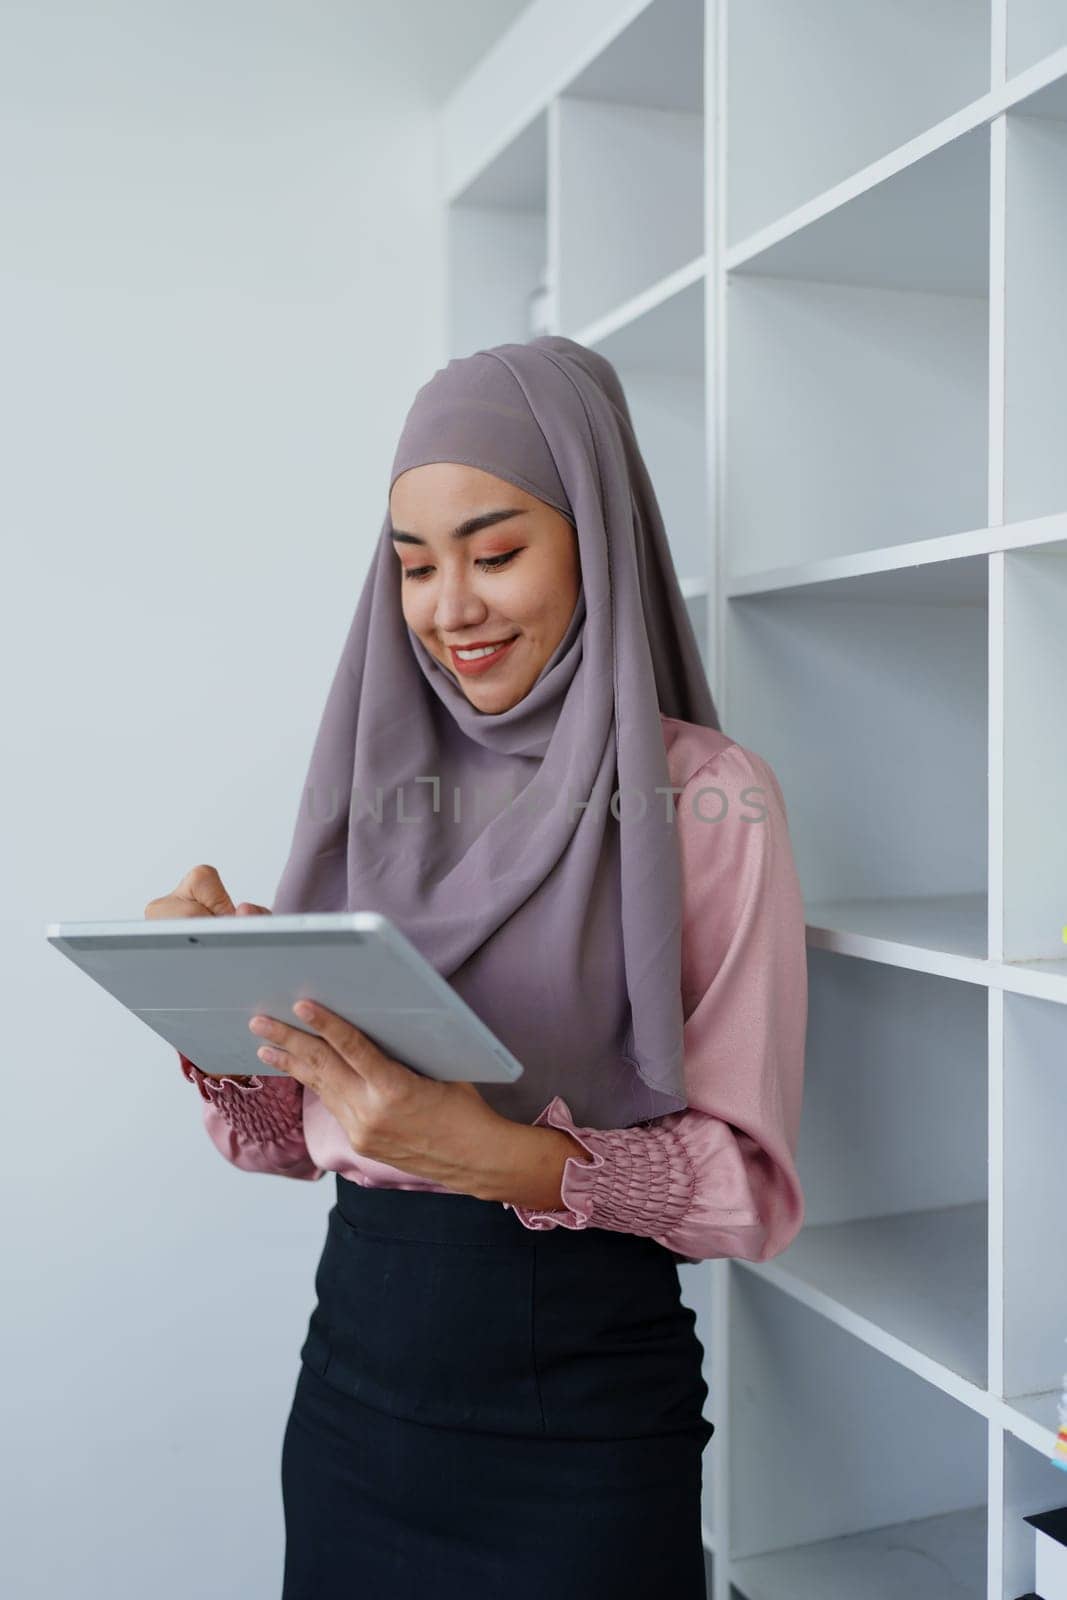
[448,635,520,675]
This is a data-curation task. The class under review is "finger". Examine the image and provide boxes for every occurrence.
[252,1018,356,1102]
[289,1001,391,1087]
[181,864,237,918]
[236,902,272,916]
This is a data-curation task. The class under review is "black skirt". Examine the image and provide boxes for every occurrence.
[280,1173,714,1598]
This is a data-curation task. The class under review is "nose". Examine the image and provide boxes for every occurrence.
[433,568,488,634]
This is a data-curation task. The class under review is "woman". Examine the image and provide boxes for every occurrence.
[148,336,807,1597]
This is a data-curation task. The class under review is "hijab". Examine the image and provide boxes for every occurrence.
[272,335,720,1128]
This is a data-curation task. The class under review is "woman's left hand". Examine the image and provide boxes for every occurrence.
[247,1000,507,1195]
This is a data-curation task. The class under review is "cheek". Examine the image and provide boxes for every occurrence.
[498,556,562,623]
[400,583,432,634]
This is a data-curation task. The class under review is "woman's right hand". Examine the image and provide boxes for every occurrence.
[145,865,272,1080]
[144,863,270,924]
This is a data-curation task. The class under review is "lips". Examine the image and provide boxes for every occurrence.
[448,635,519,676]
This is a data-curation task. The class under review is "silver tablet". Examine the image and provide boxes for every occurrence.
[45,912,524,1085]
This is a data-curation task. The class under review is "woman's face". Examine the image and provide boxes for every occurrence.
[389,462,581,714]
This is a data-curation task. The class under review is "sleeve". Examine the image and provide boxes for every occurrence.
[179,1053,325,1181]
[502,742,807,1266]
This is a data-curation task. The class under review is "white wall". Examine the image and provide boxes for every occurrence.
[0,3,527,1595]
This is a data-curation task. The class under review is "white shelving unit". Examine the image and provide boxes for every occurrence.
[441,4,1067,1596]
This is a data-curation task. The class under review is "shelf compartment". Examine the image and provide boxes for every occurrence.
[727,517,1067,599]
[446,110,548,356]
[556,0,704,335]
[729,123,990,295]
[1002,993,1067,1406]
[591,273,707,590]
[725,126,990,574]
[731,1505,988,1600]
[805,894,989,969]
[1008,4,1067,79]
[726,0,990,248]
[1002,1428,1067,1599]
[724,269,985,571]
[728,1272,987,1598]
[1000,547,1067,962]
[723,580,989,941]
[774,950,988,1388]
[1006,1386,1062,1448]
[997,959,1067,1005]
[1003,93,1067,525]
[761,1203,988,1387]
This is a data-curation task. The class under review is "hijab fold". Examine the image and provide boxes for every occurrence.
[272,336,720,1129]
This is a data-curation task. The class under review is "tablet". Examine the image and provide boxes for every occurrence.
[45,912,524,1085]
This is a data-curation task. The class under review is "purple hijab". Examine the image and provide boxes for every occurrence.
[272,336,720,1128]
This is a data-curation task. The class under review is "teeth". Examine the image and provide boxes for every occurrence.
[456,641,511,660]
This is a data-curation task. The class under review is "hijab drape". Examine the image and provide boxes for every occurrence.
[272,335,719,1128]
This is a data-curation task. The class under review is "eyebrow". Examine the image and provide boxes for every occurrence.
[388,508,527,546]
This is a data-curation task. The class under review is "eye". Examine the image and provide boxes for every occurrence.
[401,549,523,582]
[477,549,521,571]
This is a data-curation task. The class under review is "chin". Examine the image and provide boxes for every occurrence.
[465,679,526,712]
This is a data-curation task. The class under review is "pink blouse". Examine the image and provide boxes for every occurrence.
[179,715,808,1267]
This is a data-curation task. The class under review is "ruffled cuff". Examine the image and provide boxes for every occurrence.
[504,1094,697,1237]
[178,1052,305,1144]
